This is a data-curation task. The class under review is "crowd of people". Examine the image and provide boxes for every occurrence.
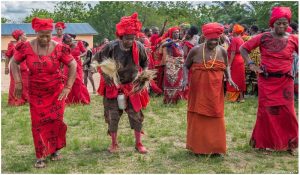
[3,6,298,168]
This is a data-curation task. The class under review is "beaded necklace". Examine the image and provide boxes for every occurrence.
[202,43,217,69]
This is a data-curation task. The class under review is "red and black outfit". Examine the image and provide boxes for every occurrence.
[241,7,298,150]
[13,17,74,158]
[94,12,149,153]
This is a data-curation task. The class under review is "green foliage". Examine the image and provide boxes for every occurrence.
[1,17,10,23]
[23,9,54,23]
[53,1,90,23]
[22,1,298,43]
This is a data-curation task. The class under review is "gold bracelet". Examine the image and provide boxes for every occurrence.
[15,81,22,84]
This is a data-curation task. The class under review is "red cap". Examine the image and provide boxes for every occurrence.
[269,7,292,27]
[12,29,24,40]
[233,24,244,34]
[55,22,66,29]
[115,12,142,37]
[32,17,53,32]
[202,22,224,39]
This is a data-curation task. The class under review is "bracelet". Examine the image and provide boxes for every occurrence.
[64,85,72,90]
[247,61,255,67]
[15,81,22,84]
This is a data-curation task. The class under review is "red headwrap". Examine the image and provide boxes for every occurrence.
[32,17,54,32]
[233,24,244,34]
[136,32,146,39]
[116,12,142,37]
[202,22,224,39]
[55,22,66,29]
[166,27,180,39]
[286,26,293,34]
[12,29,24,40]
[269,7,292,27]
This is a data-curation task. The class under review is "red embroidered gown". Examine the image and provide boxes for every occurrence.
[241,32,298,150]
[163,40,185,104]
[14,41,73,158]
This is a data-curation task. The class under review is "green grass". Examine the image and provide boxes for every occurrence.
[1,93,298,173]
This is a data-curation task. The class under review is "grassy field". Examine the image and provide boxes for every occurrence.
[1,93,298,173]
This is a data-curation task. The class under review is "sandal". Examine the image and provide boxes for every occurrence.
[51,151,62,161]
[34,159,46,168]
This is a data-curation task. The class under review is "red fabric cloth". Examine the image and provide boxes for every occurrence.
[115,12,142,37]
[150,33,159,46]
[32,17,53,32]
[12,30,24,40]
[6,42,28,106]
[14,41,73,158]
[269,6,292,27]
[98,40,150,111]
[202,22,224,39]
[186,61,227,154]
[286,26,293,33]
[52,36,63,43]
[64,41,90,104]
[55,22,66,29]
[242,32,298,73]
[241,32,298,150]
[233,24,244,34]
[227,36,246,92]
[163,41,185,103]
[166,27,180,39]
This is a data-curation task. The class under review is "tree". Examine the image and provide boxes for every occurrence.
[1,17,10,23]
[53,1,89,22]
[23,9,54,23]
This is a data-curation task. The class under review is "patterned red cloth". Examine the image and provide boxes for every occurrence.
[242,32,298,150]
[269,6,292,27]
[55,22,66,29]
[64,41,90,104]
[202,22,224,39]
[165,27,180,39]
[12,29,24,40]
[14,41,73,158]
[32,17,53,32]
[115,12,142,37]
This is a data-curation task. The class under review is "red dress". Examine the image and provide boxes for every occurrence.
[226,36,246,101]
[14,41,73,158]
[64,41,90,104]
[163,40,185,104]
[6,41,29,106]
[242,32,298,150]
[52,36,63,44]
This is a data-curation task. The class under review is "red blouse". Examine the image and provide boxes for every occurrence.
[242,32,298,73]
[14,42,73,85]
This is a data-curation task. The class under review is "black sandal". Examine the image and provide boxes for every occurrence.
[34,159,46,168]
[51,151,62,161]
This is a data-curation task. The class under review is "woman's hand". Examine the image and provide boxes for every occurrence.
[5,67,9,75]
[181,79,188,90]
[14,82,23,99]
[249,64,263,74]
[58,87,71,101]
[227,78,239,91]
